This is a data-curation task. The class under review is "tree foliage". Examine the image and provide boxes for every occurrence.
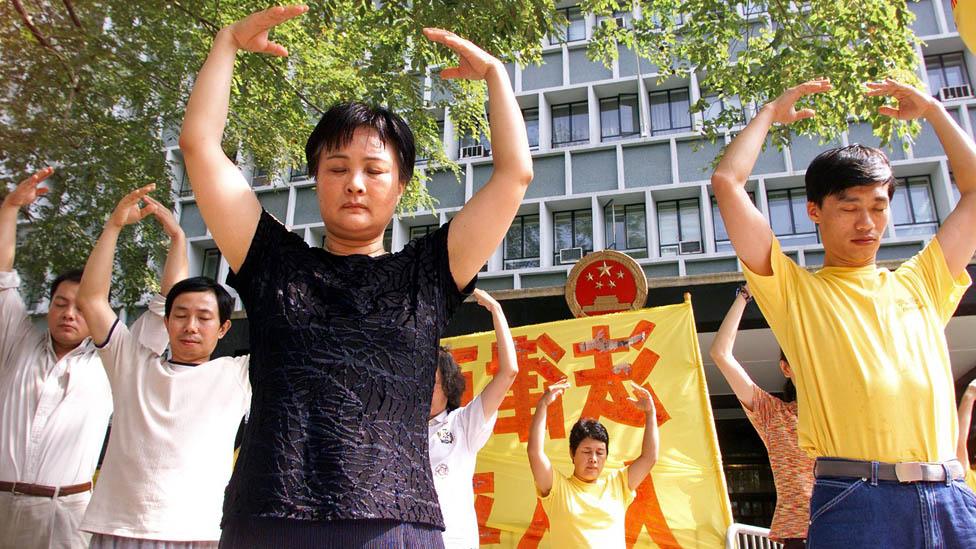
[586,0,922,149]
[0,0,556,305]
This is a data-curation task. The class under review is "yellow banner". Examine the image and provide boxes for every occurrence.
[441,298,732,548]
[955,0,976,53]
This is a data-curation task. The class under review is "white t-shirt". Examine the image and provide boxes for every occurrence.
[80,315,251,541]
[428,395,497,549]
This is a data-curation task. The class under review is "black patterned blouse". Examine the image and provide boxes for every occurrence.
[222,210,475,529]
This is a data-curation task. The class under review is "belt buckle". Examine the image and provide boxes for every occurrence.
[895,462,924,483]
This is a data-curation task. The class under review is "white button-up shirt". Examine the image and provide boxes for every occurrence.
[0,271,168,487]
[428,395,497,549]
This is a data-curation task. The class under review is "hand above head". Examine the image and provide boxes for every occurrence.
[107,184,157,230]
[538,379,570,408]
[3,167,54,209]
[966,379,976,398]
[224,4,308,57]
[628,382,656,414]
[143,196,183,240]
[423,28,502,81]
[865,78,940,121]
[762,78,832,125]
[472,288,501,312]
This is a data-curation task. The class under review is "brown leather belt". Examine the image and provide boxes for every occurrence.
[814,458,965,483]
[0,480,92,498]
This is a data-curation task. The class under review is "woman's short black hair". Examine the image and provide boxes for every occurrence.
[305,102,416,185]
[779,349,796,403]
[805,144,896,206]
[569,418,610,456]
[437,347,466,412]
[165,277,233,324]
[50,269,84,298]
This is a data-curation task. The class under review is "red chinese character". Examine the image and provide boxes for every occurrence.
[487,334,568,442]
[624,464,682,548]
[473,472,501,545]
[573,322,671,427]
[516,498,550,549]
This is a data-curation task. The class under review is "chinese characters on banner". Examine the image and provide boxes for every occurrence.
[442,298,732,548]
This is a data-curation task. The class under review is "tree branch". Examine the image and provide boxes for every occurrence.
[62,0,83,29]
[11,0,53,48]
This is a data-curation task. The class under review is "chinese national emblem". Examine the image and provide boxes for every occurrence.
[565,250,648,318]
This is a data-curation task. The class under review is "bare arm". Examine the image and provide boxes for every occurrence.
[77,185,157,345]
[626,383,659,489]
[708,287,758,410]
[178,6,307,271]
[473,289,518,420]
[866,79,976,277]
[527,380,569,497]
[958,381,976,466]
[145,196,188,295]
[712,79,832,275]
[422,29,533,289]
[0,167,53,272]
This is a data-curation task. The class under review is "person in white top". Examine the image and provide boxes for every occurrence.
[75,184,251,548]
[428,288,518,549]
[0,169,173,549]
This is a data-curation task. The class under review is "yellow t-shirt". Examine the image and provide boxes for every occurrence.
[540,468,635,548]
[966,468,976,493]
[743,237,971,462]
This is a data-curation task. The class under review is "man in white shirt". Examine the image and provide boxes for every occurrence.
[0,169,174,549]
[76,184,250,548]
[429,289,518,548]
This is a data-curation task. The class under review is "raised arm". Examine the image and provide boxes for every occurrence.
[625,383,659,489]
[708,286,759,410]
[422,29,533,289]
[712,79,832,275]
[527,380,569,497]
[0,167,53,272]
[866,79,976,277]
[178,5,307,271]
[957,380,976,466]
[144,196,188,295]
[474,289,518,420]
[77,184,157,344]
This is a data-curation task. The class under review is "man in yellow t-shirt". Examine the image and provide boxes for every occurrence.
[527,380,658,548]
[712,77,976,546]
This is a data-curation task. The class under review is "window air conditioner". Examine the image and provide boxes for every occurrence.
[558,247,584,264]
[678,240,703,255]
[939,85,973,101]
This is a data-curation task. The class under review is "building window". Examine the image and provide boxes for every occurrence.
[552,101,589,146]
[524,108,540,150]
[504,214,541,269]
[550,6,586,44]
[383,226,393,252]
[604,203,647,258]
[458,131,491,159]
[649,88,691,136]
[553,209,593,264]
[767,187,818,246]
[925,52,972,100]
[202,248,222,281]
[600,94,640,141]
[711,193,755,252]
[598,10,633,29]
[657,198,702,256]
[702,93,745,127]
[892,176,938,237]
[290,164,309,181]
[178,169,192,197]
[409,223,440,241]
[252,167,271,187]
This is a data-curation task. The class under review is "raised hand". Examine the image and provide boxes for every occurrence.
[472,288,501,312]
[3,167,54,209]
[866,78,939,121]
[108,184,157,229]
[628,382,656,414]
[538,379,570,408]
[225,4,308,57]
[143,196,183,240]
[423,28,501,81]
[762,78,833,125]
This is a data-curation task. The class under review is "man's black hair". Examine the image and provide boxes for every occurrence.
[569,418,610,456]
[50,269,83,299]
[165,277,233,324]
[805,144,896,207]
[437,347,466,412]
[305,102,416,185]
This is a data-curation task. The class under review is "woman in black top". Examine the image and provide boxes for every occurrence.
[179,4,532,547]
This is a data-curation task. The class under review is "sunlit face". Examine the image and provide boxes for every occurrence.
[47,281,90,351]
[808,182,891,268]
[430,368,447,418]
[315,127,404,248]
[164,290,229,364]
[571,437,608,482]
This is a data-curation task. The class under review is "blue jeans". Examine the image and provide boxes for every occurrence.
[808,473,976,548]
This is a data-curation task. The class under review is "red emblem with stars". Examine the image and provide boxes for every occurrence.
[565,250,648,318]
